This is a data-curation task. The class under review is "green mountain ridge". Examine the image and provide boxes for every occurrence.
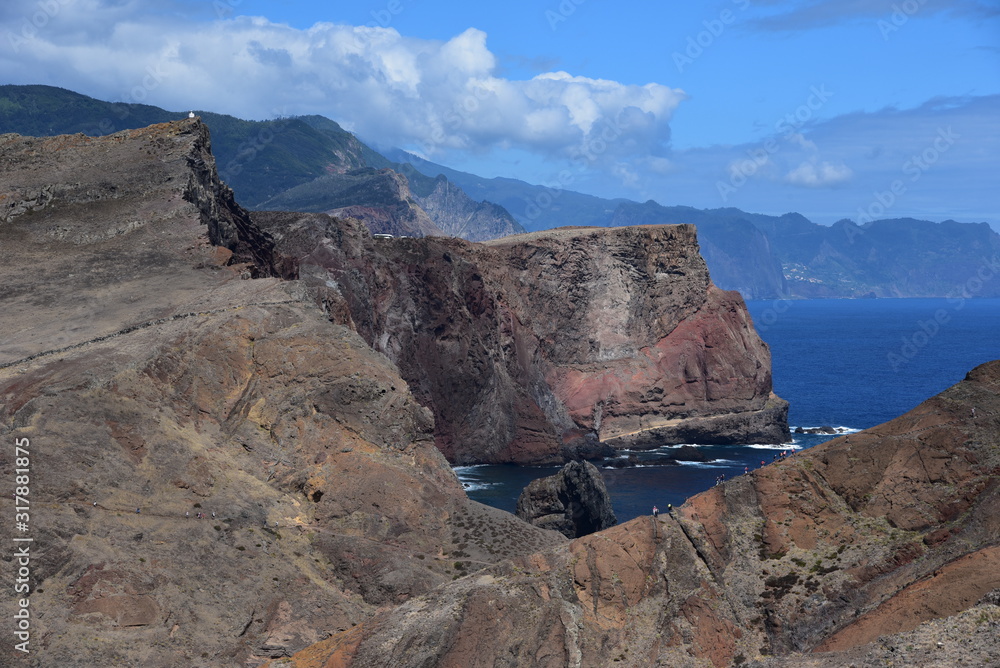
[0,84,524,241]
[4,85,997,299]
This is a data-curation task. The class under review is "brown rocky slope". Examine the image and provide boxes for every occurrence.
[280,361,1000,668]
[253,212,789,464]
[0,120,564,666]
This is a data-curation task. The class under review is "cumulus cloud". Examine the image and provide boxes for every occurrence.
[784,160,853,187]
[0,2,686,164]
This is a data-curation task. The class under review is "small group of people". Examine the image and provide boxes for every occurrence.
[185,510,215,519]
[651,504,672,517]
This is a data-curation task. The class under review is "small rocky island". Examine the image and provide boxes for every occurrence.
[515,460,617,538]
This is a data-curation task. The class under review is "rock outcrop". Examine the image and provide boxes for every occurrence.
[0,120,564,666]
[412,174,526,241]
[259,167,445,238]
[609,200,790,299]
[278,360,1000,668]
[516,460,618,538]
[255,213,789,464]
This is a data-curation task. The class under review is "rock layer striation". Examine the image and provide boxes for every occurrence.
[256,213,789,464]
[281,360,1000,668]
[0,120,563,666]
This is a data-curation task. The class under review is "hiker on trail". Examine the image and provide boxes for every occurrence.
[135,507,140,514]
[667,504,673,515]
[652,505,659,518]
[744,466,749,474]
[185,511,189,519]
[212,511,216,519]
[972,407,976,418]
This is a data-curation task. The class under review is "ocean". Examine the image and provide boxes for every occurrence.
[456,298,1000,523]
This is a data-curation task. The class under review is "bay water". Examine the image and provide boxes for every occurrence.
[457,298,1000,523]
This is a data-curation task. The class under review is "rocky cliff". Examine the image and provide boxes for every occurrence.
[4,117,997,668]
[258,167,446,238]
[254,214,789,464]
[412,174,526,242]
[275,360,1000,668]
[610,201,789,299]
[0,120,564,666]
[0,85,526,244]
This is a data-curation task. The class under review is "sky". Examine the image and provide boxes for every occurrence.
[2,0,998,226]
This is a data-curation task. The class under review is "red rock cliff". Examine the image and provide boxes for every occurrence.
[255,214,789,464]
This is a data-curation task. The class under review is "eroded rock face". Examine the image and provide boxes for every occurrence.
[0,120,564,666]
[516,460,617,538]
[412,174,525,242]
[284,360,1000,668]
[255,213,789,464]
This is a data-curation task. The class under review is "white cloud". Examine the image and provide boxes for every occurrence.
[0,3,686,164]
[612,162,641,189]
[746,0,999,31]
[784,160,853,187]
[788,132,817,152]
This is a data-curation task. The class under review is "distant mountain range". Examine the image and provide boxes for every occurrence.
[3,84,997,299]
[391,150,1000,299]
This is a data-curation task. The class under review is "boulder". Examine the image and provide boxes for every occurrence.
[516,460,618,538]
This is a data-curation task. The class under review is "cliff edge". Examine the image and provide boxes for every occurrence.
[277,360,1000,667]
[256,214,789,464]
[0,120,563,666]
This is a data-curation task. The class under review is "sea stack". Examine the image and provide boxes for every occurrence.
[515,460,618,538]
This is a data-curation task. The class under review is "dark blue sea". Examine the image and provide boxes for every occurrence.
[457,298,1000,523]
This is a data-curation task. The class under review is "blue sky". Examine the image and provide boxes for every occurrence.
[2,0,998,226]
